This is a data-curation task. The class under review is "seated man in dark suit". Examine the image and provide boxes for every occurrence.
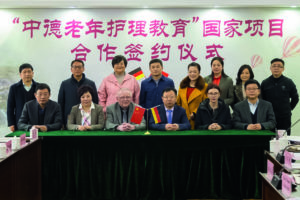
[106,88,146,131]
[18,83,62,132]
[149,88,191,131]
[233,79,276,130]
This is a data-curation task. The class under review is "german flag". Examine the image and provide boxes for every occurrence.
[150,106,161,124]
[129,67,145,80]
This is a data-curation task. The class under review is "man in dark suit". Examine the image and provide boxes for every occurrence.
[7,63,38,132]
[58,59,98,127]
[106,88,146,131]
[149,88,191,131]
[233,79,276,130]
[18,83,62,132]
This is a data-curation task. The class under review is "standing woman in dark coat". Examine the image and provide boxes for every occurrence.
[233,64,254,106]
[195,83,232,130]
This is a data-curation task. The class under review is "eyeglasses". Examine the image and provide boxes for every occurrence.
[72,66,83,69]
[207,92,219,96]
[271,65,283,69]
[246,88,259,91]
[118,96,131,100]
[162,96,176,100]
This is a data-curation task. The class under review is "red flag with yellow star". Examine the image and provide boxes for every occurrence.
[130,106,146,124]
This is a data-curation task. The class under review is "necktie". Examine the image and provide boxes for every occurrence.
[122,110,127,123]
[167,110,172,124]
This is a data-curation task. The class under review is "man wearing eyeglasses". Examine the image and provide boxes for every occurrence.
[58,59,98,127]
[233,79,276,130]
[261,58,299,135]
[149,88,191,131]
[106,88,146,131]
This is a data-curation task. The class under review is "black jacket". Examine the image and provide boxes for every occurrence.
[261,75,299,118]
[58,73,98,125]
[7,80,38,128]
[195,98,232,130]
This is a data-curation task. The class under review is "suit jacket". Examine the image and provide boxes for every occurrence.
[67,103,105,130]
[232,99,276,130]
[18,99,62,131]
[149,104,191,131]
[105,102,146,130]
[176,76,207,129]
[204,75,234,105]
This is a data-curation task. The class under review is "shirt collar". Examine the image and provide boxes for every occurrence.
[164,106,174,112]
[247,99,259,106]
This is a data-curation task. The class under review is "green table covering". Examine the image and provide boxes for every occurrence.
[7,130,275,200]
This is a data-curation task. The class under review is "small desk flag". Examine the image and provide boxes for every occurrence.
[130,106,146,124]
[151,106,161,124]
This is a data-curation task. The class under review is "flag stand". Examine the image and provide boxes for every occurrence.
[144,109,151,135]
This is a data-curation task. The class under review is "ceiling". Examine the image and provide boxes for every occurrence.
[0,0,299,8]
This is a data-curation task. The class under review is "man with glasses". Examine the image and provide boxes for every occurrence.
[261,58,299,135]
[149,88,191,131]
[106,88,146,131]
[58,59,98,127]
[233,79,276,130]
[18,83,62,132]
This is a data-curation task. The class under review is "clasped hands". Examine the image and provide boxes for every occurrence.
[117,123,135,131]
[208,123,222,131]
[165,123,179,131]
[247,123,262,130]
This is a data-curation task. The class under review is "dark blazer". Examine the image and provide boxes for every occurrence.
[149,104,191,131]
[232,99,276,130]
[105,102,146,130]
[7,80,38,128]
[17,99,62,131]
[194,98,232,130]
[67,103,105,130]
[204,75,234,105]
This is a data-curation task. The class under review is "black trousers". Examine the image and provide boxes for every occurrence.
[276,116,291,135]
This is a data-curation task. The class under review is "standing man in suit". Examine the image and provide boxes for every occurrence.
[233,79,276,130]
[106,88,146,131]
[261,58,299,135]
[58,59,98,127]
[18,83,62,132]
[7,63,38,132]
[149,88,191,131]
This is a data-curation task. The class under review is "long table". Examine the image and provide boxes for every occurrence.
[8,130,275,200]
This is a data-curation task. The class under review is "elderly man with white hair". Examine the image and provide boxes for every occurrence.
[105,88,146,131]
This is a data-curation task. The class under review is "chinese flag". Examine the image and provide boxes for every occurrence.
[162,71,169,77]
[150,106,161,124]
[130,106,146,124]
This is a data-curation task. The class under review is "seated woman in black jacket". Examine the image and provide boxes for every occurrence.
[195,83,232,130]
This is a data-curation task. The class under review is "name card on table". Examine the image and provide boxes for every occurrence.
[20,133,26,147]
[6,140,12,155]
[284,151,293,169]
[30,128,38,140]
[267,159,274,180]
[282,172,292,198]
